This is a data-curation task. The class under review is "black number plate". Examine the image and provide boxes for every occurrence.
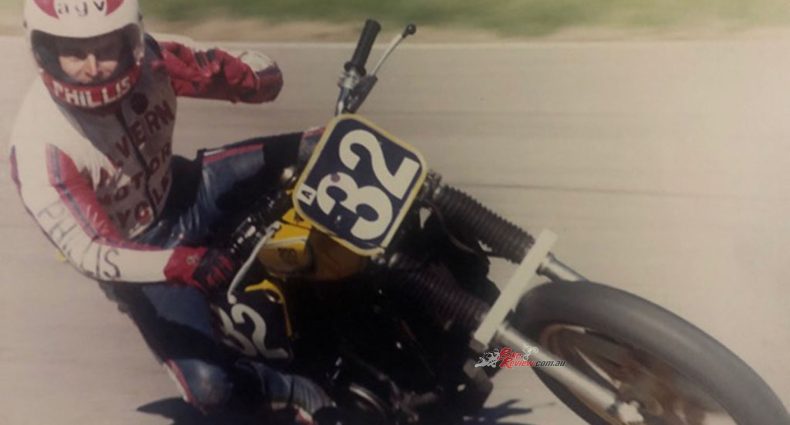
[293,115,428,255]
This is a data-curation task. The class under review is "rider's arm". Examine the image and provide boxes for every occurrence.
[150,36,283,103]
[9,144,209,285]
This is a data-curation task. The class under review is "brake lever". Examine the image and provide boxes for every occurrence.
[369,23,416,77]
[337,22,417,115]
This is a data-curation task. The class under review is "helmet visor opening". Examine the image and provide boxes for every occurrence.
[31,24,141,86]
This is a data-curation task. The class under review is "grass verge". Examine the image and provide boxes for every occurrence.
[3,1,790,40]
[140,0,790,37]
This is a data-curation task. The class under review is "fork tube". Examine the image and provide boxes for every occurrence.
[539,253,587,282]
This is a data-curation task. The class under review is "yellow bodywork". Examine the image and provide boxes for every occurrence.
[257,208,367,282]
[257,209,314,277]
[250,207,368,341]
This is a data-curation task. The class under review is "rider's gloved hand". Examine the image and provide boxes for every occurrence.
[164,246,238,292]
[153,41,282,102]
[151,41,217,84]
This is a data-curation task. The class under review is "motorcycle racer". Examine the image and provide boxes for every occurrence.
[9,0,334,423]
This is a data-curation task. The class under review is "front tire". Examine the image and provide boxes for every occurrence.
[513,281,789,425]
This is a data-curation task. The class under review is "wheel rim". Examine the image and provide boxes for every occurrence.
[538,324,737,425]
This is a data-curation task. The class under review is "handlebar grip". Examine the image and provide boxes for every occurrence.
[345,19,381,76]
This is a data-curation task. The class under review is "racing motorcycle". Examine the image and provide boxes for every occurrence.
[208,20,790,425]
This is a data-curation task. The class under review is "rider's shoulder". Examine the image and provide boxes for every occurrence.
[11,82,82,152]
[14,82,67,130]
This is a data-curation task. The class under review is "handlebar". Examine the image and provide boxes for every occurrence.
[344,19,381,76]
[337,20,416,115]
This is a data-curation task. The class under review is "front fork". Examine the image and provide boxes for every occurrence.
[418,175,641,421]
[470,230,643,423]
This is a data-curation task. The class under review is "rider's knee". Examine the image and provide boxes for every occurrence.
[164,359,234,413]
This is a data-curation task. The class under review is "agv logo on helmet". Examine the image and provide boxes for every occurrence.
[34,0,125,19]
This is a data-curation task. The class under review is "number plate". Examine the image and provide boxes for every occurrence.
[293,115,428,255]
[211,284,292,364]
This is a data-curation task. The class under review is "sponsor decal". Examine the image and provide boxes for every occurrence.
[92,99,175,231]
[36,200,122,279]
[49,75,133,108]
[42,67,140,109]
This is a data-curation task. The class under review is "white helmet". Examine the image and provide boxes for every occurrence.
[24,0,145,110]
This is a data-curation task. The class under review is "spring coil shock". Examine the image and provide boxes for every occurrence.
[431,184,534,264]
[389,255,489,335]
[385,181,537,334]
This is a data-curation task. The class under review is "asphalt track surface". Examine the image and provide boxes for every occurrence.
[1,36,789,424]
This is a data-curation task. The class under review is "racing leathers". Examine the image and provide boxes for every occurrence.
[10,35,286,284]
[9,34,333,423]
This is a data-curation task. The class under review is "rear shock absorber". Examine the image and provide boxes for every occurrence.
[383,177,537,335]
[387,255,489,335]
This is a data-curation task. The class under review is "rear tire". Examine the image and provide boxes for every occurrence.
[513,281,789,425]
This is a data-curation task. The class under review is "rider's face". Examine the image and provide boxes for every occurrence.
[56,34,122,84]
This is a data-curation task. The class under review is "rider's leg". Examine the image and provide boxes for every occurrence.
[135,131,309,247]
[99,281,334,421]
[198,131,302,216]
[195,127,324,217]
[112,130,333,420]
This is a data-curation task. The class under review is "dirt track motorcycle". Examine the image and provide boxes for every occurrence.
[208,20,790,425]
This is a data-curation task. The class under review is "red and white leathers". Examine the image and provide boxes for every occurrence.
[9,35,283,283]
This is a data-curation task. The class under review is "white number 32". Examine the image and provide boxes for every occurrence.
[315,130,420,241]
